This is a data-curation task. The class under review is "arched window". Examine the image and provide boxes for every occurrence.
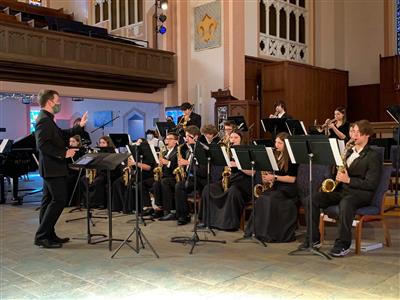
[259,0,308,63]
[279,8,287,39]
[260,0,266,34]
[269,5,277,36]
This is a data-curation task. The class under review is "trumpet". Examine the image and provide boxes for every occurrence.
[253,171,274,198]
[315,119,336,135]
[320,139,355,193]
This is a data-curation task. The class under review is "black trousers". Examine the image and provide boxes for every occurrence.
[153,176,176,211]
[308,190,372,245]
[35,176,68,241]
[175,177,205,219]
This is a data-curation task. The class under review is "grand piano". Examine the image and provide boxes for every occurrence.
[0,133,38,204]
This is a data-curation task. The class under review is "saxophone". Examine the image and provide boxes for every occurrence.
[173,144,186,182]
[86,169,96,185]
[153,146,165,182]
[321,139,355,193]
[221,142,232,192]
[122,166,131,186]
[254,171,274,198]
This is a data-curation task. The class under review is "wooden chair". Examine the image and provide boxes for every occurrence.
[319,165,392,255]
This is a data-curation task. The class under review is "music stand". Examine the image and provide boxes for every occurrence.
[385,105,400,212]
[109,134,131,148]
[156,121,175,139]
[285,135,336,260]
[111,144,159,259]
[286,119,308,136]
[261,118,288,139]
[252,139,274,147]
[73,152,130,250]
[227,116,248,131]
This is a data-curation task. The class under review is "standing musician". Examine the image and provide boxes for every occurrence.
[154,132,179,220]
[269,100,291,119]
[199,130,253,231]
[34,89,88,248]
[177,102,202,132]
[244,132,299,242]
[327,106,350,140]
[299,120,382,257]
[174,125,207,225]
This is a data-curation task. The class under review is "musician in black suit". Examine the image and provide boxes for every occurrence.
[34,90,88,248]
[177,102,202,130]
[269,100,292,119]
[154,132,179,220]
[299,120,382,257]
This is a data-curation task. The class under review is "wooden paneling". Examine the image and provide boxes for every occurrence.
[348,84,380,122]
[380,55,400,121]
[261,61,348,132]
[0,22,175,93]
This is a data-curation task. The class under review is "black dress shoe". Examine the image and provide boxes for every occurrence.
[52,236,70,244]
[151,210,164,219]
[11,198,23,206]
[142,208,154,216]
[34,239,62,248]
[177,216,191,225]
[159,212,177,221]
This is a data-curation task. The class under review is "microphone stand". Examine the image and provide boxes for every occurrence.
[91,115,120,137]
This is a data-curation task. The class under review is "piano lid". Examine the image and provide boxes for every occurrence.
[11,133,36,151]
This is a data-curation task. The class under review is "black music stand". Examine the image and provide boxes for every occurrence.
[73,152,130,250]
[385,105,400,212]
[252,139,274,147]
[156,121,175,138]
[286,135,336,260]
[109,134,131,148]
[261,118,288,139]
[111,145,159,259]
[232,145,275,247]
[170,141,225,254]
[286,119,308,135]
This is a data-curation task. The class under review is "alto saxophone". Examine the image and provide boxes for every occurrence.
[122,166,131,186]
[153,146,165,182]
[253,171,273,198]
[221,142,231,192]
[173,144,186,182]
[321,139,355,193]
[86,169,96,185]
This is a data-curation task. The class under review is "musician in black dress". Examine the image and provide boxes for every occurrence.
[153,132,179,220]
[327,106,350,141]
[34,89,88,248]
[244,132,299,242]
[200,130,253,231]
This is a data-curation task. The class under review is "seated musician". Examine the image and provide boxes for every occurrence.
[244,132,299,242]
[66,135,85,207]
[200,130,253,231]
[299,120,382,257]
[200,124,220,145]
[111,140,155,214]
[174,125,207,225]
[269,100,291,119]
[220,120,236,145]
[153,132,179,220]
[82,136,117,209]
[73,117,92,145]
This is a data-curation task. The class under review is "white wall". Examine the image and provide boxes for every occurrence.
[0,99,29,140]
[245,0,258,57]
[188,0,224,124]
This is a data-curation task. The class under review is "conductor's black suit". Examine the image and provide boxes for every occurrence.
[34,110,83,242]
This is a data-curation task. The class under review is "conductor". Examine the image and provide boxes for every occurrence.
[34,90,88,248]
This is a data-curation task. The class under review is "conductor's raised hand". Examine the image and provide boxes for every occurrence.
[80,111,89,127]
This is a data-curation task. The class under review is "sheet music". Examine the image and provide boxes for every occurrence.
[260,119,266,133]
[220,146,231,167]
[329,138,343,166]
[125,145,135,163]
[0,139,9,154]
[266,147,279,171]
[300,121,308,135]
[285,123,293,135]
[149,144,160,164]
[284,139,296,164]
[230,148,242,170]
[337,139,345,155]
